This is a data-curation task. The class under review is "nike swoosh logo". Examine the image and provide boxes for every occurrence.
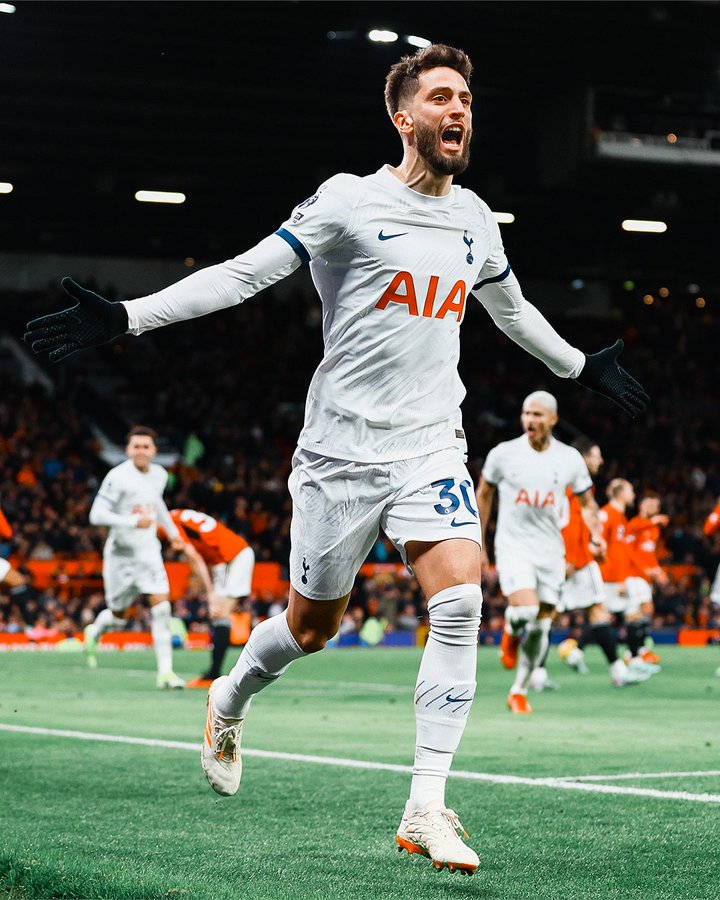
[450,519,475,527]
[378,230,408,241]
[445,694,471,703]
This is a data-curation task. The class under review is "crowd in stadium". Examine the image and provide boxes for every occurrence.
[1,281,719,639]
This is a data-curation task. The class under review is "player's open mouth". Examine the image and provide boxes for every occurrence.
[441,124,464,151]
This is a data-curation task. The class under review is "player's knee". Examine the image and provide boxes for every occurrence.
[293,626,331,653]
[428,583,483,646]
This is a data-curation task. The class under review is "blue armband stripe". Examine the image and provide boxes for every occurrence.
[473,263,512,291]
[275,228,311,267]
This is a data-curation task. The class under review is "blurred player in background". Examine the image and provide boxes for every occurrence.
[85,426,186,689]
[625,491,668,665]
[476,392,604,714]
[703,499,720,676]
[0,503,31,595]
[168,508,255,689]
[597,479,659,676]
[557,439,648,686]
[25,44,649,874]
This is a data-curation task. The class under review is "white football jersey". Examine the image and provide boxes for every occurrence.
[482,435,592,561]
[91,459,170,557]
[276,165,510,462]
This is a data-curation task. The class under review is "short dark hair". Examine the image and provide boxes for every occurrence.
[126,424,158,445]
[384,44,473,119]
[571,436,599,457]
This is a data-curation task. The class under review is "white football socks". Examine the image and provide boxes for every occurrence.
[504,604,539,635]
[150,600,173,675]
[214,610,306,720]
[406,583,482,815]
[511,617,552,696]
[87,607,125,641]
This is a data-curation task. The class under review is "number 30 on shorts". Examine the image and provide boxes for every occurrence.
[431,478,479,519]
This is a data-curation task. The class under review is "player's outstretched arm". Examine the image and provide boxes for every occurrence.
[474,275,649,418]
[575,339,649,418]
[25,234,300,362]
[25,278,128,363]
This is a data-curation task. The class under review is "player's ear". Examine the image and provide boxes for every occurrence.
[393,109,413,134]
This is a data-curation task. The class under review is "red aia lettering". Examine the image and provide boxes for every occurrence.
[375,272,467,322]
[515,490,556,507]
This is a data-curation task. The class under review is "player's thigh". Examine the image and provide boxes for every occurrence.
[406,538,482,599]
[382,447,481,587]
[102,557,140,613]
[287,585,352,647]
[288,449,386,601]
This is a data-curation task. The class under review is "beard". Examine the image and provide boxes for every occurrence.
[414,119,472,176]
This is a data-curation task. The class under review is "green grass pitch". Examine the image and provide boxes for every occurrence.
[1,644,719,899]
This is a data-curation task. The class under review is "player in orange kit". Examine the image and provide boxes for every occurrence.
[0,504,30,594]
[703,499,720,676]
[598,480,658,675]
[556,440,646,686]
[625,491,669,665]
[169,508,256,688]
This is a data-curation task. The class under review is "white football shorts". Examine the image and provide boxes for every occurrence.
[711,564,720,606]
[288,446,482,600]
[212,545,255,598]
[0,558,11,581]
[603,580,642,615]
[495,549,565,608]
[625,575,653,607]
[559,560,605,612]
[102,551,170,611]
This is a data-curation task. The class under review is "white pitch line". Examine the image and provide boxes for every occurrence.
[2,723,719,805]
[555,770,720,782]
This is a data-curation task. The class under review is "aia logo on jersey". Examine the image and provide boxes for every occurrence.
[515,489,556,508]
[375,272,467,322]
[132,504,156,517]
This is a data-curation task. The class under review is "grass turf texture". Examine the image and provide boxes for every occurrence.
[1,645,718,899]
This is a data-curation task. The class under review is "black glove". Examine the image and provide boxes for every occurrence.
[575,339,649,418]
[24,277,129,362]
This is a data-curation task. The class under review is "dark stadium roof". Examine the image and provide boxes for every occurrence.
[3,1,720,286]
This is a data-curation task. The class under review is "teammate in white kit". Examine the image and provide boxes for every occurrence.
[476,392,605,713]
[26,45,648,875]
[85,426,186,689]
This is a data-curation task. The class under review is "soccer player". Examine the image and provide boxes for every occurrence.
[704,499,720,677]
[558,438,648,686]
[625,492,668,664]
[25,45,648,874]
[476,392,605,714]
[168,508,255,689]
[0,504,30,594]
[85,426,187,689]
[598,479,659,675]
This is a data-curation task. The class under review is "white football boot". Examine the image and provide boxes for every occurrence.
[201,675,243,796]
[156,671,186,690]
[611,660,650,686]
[396,799,479,874]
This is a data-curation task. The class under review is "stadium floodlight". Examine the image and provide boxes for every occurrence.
[493,211,515,224]
[0,182,13,194]
[0,4,16,13]
[368,29,398,43]
[134,190,186,204]
[621,219,667,233]
[405,34,432,48]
